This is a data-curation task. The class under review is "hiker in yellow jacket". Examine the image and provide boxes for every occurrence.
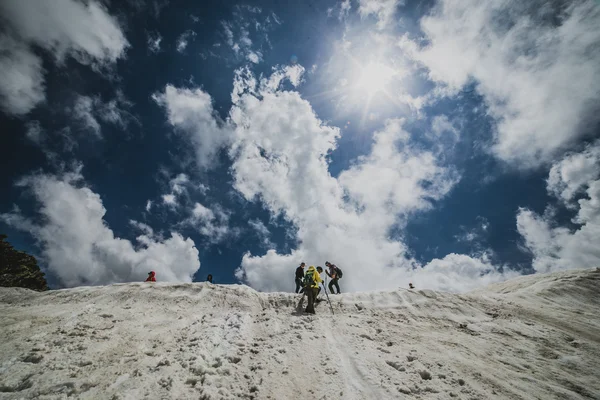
[304,265,322,314]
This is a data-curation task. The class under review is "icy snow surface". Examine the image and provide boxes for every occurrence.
[1,269,599,399]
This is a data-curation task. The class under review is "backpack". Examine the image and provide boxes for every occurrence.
[334,266,343,279]
[303,270,315,287]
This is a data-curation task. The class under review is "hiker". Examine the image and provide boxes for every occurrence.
[315,266,324,301]
[207,274,213,283]
[295,262,306,293]
[409,282,414,289]
[325,261,342,294]
[145,271,156,282]
[304,266,322,314]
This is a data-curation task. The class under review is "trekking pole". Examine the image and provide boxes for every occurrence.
[322,283,334,315]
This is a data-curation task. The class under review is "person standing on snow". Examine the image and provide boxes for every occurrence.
[207,274,213,283]
[315,266,324,301]
[325,261,341,294]
[304,266,322,314]
[145,271,156,282]
[295,262,306,293]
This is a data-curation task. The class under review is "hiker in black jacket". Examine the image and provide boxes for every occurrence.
[295,262,306,293]
[325,261,341,294]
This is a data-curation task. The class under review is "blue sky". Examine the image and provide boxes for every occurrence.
[1,0,599,292]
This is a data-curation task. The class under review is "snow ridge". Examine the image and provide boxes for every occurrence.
[1,269,599,399]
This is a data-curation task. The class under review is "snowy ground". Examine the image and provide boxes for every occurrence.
[1,269,599,400]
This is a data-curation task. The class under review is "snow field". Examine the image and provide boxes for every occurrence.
[0,268,599,399]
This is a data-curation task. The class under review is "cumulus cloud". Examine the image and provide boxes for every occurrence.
[152,85,232,169]
[401,0,600,168]
[417,253,519,292]
[547,143,600,206]
[0,168,200,287]
[224,66,515,292]
[0,0,128,116]
[517,141,600,273]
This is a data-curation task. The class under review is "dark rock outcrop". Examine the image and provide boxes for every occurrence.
[0,234,48,291]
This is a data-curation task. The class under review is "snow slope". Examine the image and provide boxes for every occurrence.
[1,268,599,400]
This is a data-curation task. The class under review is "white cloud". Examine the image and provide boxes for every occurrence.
[547,142,600,206]
[517,142,600,273]
[186,202,231,242]
[401,0,600,168]
[145,200,153,212]
[156,173,208,212]
[153,173,228,242]
[248,219,275,249]
[218,8,278,65]
[168,173,190,195]
[358,0,402,29]
[0,168,200,287]
[71,92,135,137]
[225,66,514,293]
[73,96,101,136]
[417,253,519,292]
[328,0,352,21]
[0,0,128,116]
[162,194,177,206]
[338,118,458,217]
[222,20,254,59]
[430,115,459,142]
[25,120,45,144]
[176,30,196,53]
[147,32,162,53]
[152,85,232,169]
[0,35,46,115]
[129,220,154,236]
[246,51,262,64]
[282,65,305,88]
[454,216,490,245]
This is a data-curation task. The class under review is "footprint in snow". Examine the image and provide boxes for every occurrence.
[418,370,432,380]
[386,360,406,372]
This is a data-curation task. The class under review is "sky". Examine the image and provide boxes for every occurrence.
[1,0,599,293]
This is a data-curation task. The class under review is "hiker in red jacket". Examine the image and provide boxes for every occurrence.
[145,271,156,282]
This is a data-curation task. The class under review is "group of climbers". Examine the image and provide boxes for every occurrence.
[145,264,412,316]
[295,261,343,314]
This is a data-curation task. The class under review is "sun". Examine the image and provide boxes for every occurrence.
[355,62,396,97]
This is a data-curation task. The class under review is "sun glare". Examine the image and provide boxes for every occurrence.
[355,62,396,97]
